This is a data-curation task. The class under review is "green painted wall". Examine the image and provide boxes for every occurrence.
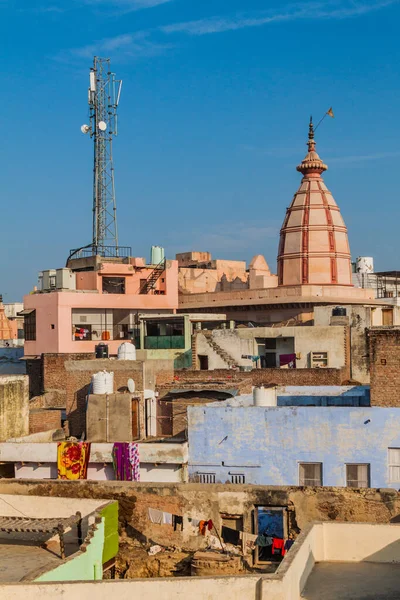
[35,519,105,582]
[100,501,119,563]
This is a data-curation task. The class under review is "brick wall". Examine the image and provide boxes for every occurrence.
[0,480,399,553]
[166,367,347,393]
[29,409,62,434]
[42,353,95,391]
[369,328,400,406]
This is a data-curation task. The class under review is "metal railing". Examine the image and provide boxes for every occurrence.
[67,244,132,262]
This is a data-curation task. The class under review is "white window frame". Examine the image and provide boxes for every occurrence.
[298,462,323,486]
[346,463,370,488]
[388,448,400,483]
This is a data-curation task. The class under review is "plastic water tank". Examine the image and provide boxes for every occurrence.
[253,385,277,407]
[92,371,114,395]
[332,306,347,317]
[95,343,109,359]
[150,246,165,265]
[118,342,137,361]
[356,256,374,274]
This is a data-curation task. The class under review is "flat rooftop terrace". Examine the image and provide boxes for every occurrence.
[302,562,400,600]
[0,543,61,582]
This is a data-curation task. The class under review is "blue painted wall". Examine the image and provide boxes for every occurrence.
[188,406,400,488]
[0,347,25,375]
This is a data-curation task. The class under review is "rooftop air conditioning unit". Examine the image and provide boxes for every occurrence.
[42,270,57,291]
[56,268,76,290]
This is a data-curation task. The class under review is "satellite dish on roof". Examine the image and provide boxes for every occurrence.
[98,121,107,131]
[127,378,135,393]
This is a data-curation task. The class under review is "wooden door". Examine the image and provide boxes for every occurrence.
[131,399,139,440]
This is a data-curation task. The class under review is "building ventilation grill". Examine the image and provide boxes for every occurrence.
[198,473,216,484]
[230,474,245,484]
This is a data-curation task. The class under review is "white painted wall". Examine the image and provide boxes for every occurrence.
[0,576,283,600]
[322,522,400,562]
[0,442,188,483]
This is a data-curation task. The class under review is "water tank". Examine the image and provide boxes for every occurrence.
[95,343,109,359]
[332,306,347,317]
[118,342,136,361]
[253,385,277,407]
[150,246,165,265]
[356,256,374,274]
[92,371,114,395]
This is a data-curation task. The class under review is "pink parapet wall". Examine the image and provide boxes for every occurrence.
[23,259,179,356]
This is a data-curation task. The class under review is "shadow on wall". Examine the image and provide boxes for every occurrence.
[363,538,400,563]
[68,384,90,438]
[174,350,192,369]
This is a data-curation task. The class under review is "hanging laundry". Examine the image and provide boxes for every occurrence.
[272,538,285,556]
[207,519,214,531]
[57,442,90,480]
[129,443,140,481]
[221,526,240,546]
[284,539,294,553]
[173,515,183,531]
[112,442,140,481]
[279,354,296,369]
[199,520,208,536]
[162,512,173,525]
[240,532,258,552]
[255,534,273,547]
[148,508,163,525]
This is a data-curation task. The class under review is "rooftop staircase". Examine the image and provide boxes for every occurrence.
[202,331,239,368]
[139,259,166,294]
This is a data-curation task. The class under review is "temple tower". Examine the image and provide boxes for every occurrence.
[277,119,352,286]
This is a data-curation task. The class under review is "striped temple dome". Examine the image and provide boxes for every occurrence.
[277,119,352,287]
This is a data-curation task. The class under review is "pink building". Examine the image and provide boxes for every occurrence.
[22,254,178,356]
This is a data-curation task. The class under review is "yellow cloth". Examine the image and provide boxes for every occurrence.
[57,442,90,480]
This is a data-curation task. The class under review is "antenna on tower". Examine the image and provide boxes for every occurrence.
[82,57,122,257]
[67,58,130,266]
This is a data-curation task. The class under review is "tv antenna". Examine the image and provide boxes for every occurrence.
[81,57,122,257]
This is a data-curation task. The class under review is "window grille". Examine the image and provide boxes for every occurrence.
[198,473,216,484]
[299,463,322,486]
[230,474,245,484]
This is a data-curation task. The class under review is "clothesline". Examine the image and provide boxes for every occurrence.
[146,508,295,557]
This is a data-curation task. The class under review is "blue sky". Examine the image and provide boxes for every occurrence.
[1,0,400,300]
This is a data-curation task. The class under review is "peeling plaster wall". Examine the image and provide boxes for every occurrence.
[188,406,400,488]
[0,375,29,441]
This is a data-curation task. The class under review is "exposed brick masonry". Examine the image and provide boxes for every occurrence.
[369,327,400,406]
[29,409,62,435]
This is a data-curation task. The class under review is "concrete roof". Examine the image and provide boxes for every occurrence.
[302,562,400,599]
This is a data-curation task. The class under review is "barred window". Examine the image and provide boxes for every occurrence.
[198,473,216,484]
[24,310,36,341]
[230,474,245,484]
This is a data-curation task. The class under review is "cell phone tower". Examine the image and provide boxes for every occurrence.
[81,57,122,257]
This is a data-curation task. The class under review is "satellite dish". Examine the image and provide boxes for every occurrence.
[127,378,135,393]
[98,121,107,131]
[81,124,90,134]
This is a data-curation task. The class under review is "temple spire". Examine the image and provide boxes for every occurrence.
[296,117,328,176]
[308,116,315,152]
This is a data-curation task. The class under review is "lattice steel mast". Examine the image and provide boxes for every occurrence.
[83,57,122,256]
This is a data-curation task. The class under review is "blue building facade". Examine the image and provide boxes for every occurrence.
[187,405,400,488]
